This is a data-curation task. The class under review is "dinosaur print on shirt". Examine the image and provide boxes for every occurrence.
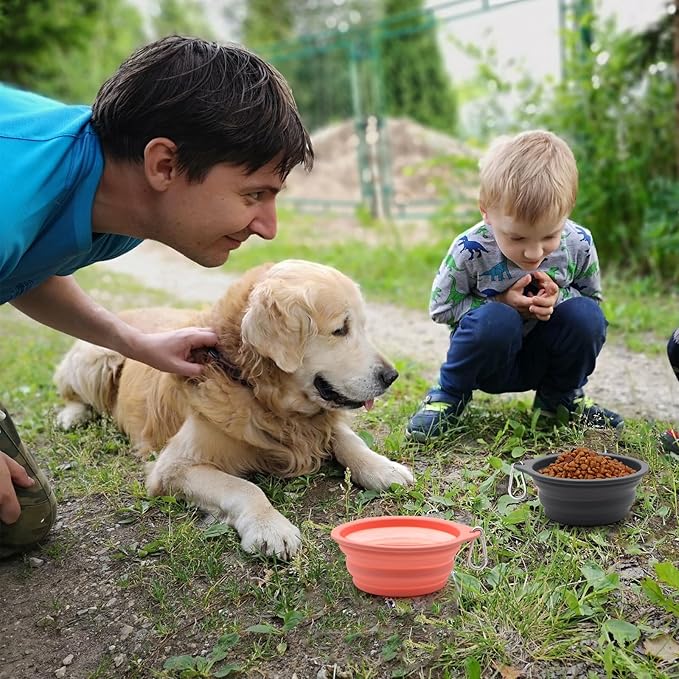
[429,219,602,332]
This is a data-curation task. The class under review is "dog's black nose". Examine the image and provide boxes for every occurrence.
[379,366,399,388]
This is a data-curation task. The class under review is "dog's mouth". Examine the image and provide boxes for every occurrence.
[313,375,374,410]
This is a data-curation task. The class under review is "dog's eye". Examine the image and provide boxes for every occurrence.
[332,320,349,337]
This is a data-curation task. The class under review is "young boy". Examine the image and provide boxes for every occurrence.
[0,36,313,555]
[660,328,679,454]
[406,129,623,442]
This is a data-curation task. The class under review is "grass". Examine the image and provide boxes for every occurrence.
[1,238,678,678]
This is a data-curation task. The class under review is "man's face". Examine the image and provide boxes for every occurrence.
[482,207,565,271]
[155,157,285,268]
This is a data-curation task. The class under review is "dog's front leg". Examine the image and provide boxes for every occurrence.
[175,465,301,559]
[333,421,413,491]
[146,417,301,559]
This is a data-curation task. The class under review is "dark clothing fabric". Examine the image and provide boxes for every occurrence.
[667,328,679,383]
[435,296,606,407]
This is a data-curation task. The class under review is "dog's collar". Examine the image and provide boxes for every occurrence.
[204,348,252,388]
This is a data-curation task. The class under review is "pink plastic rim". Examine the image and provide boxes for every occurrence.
[332,515,479,550]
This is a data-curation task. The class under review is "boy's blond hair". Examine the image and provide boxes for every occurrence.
[479,130,578,226]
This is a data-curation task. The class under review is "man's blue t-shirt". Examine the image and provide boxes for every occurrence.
[0,84,142,304]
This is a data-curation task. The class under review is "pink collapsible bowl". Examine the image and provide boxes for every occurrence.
[331,515,481,597]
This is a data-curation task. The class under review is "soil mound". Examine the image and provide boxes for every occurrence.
[285,117,477,205]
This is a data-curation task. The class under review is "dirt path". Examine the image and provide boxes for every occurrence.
[95,241,679,423]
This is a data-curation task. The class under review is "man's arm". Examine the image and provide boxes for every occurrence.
[10,275,217,376]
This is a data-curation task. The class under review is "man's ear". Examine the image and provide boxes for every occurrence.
[144,137,179,191]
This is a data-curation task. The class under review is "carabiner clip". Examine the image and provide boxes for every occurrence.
[466,526,488,571]
[508,463,527,501]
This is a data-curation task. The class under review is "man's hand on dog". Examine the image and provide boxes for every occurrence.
[129,327,219,377]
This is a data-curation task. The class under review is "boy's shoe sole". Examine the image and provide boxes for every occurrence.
[405,399,465,443]
[405,427,432,444]
[533,396,624,432]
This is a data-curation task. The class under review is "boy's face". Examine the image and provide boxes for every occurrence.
[481,207,565,271]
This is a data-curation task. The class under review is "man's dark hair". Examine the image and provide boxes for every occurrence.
[91,36,313,181]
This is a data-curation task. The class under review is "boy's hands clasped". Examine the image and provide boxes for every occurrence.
[496,271,559,321]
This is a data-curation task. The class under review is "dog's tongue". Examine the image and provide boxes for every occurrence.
[364,399,375,411]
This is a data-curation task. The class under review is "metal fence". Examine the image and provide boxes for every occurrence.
[254,0,543,219]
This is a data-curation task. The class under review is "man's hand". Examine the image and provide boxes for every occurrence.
[129,327,219,377]
[496,272,559,321]
[0,452,35,524]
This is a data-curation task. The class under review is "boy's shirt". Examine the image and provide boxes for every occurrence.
[0,84,142,304]
[430,219,601,331]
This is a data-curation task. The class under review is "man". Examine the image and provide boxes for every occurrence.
[0,35,313,556]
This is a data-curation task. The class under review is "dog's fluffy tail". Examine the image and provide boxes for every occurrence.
[54,341,125,417]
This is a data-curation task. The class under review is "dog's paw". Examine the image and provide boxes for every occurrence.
[351,456,415,491]
[56,402,93,430]
[237,511,302,559]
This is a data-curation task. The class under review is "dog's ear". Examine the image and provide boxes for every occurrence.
[241,280,316,373]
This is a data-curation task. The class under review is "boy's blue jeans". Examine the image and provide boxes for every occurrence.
[432,297,607,407]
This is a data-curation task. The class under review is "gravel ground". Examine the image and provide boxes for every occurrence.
[96,241,679,424]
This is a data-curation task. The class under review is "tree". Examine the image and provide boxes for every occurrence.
[242,0,379,131]
[524,8,678,277]
[379,0,458,134]
[152,0,216,41]
[242,0,295,46]
[0,0,145,103]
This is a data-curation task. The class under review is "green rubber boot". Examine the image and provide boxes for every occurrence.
[0,406,57,558]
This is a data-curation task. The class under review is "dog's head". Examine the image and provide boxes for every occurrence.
[240,260,398,410]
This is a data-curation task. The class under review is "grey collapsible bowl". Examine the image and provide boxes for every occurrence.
[514,454,649,526]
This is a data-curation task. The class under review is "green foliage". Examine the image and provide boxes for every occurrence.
[247,1,376,131]
[0,0,219,103]
[520,11,678,281]
[641,562,679,617]
[246,0,457,133]
[243,0,295,46]
[153,0,216,41]
[640,177,679,277]
[164,632,241,677]
[0,0,145,103]
[379,0,457,134]
[431,6,678,282]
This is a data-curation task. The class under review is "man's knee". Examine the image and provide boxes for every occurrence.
[0,490,57,556]
[0,408,57,556]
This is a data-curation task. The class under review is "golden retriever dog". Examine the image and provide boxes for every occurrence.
[54,260,413,558]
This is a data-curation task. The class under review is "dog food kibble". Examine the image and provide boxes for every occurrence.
[540,447,636,479]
